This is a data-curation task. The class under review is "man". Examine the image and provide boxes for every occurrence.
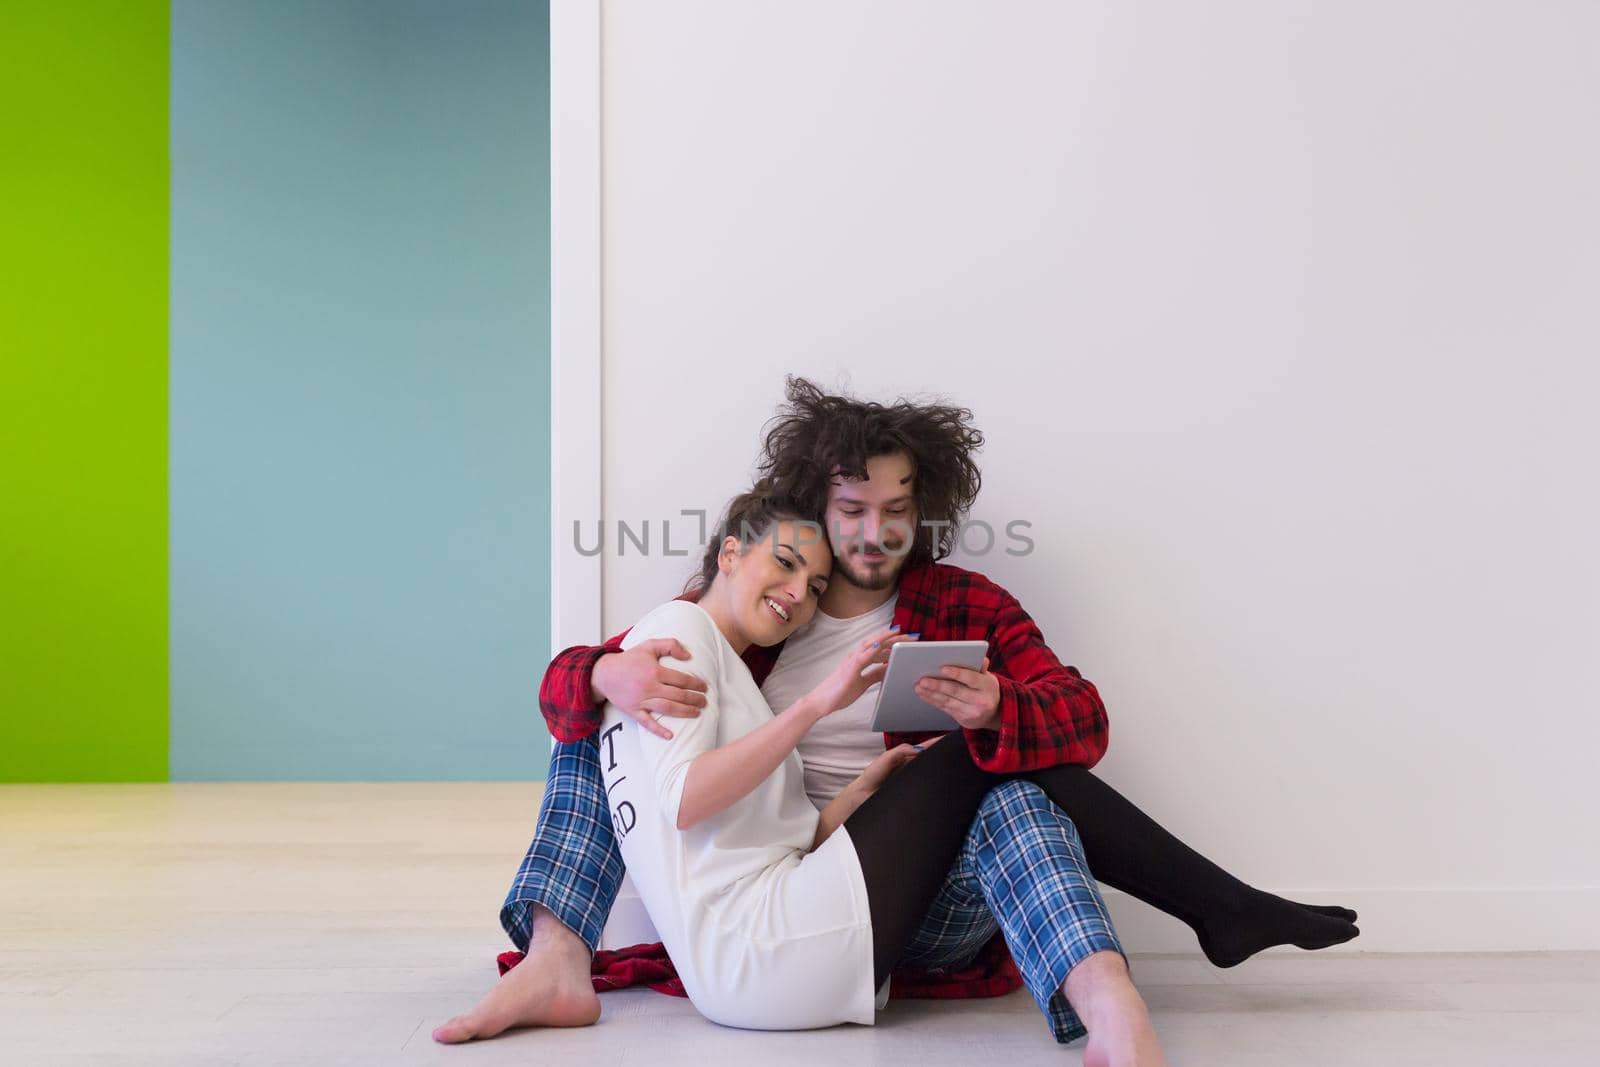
[436,379,1356,1065]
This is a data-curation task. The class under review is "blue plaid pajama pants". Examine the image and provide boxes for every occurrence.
[502,738,1127,1044]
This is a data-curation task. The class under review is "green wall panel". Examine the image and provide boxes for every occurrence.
[0,1,169,781]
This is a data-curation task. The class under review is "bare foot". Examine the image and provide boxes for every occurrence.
[1066,951,1169,1067]
[1082,1016,1169,1067]
[433,915,600,1044]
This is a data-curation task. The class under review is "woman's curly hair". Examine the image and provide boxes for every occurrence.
[755,376,984,565]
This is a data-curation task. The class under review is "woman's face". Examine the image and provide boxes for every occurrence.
[719,518,832,646]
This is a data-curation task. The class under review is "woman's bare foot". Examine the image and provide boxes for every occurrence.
[433,910,601,1044]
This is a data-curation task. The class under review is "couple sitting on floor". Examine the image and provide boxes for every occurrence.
[433,378,1359,1066]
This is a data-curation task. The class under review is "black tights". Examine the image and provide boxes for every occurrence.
[841,733,1359,987]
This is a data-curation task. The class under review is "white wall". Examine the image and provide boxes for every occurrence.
[586,0,1600,951]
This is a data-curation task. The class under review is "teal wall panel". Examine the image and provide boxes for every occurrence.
[169,0,551,780]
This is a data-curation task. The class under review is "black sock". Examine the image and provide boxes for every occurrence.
[1288,900,1359,924]
[1197,890,1361,968]
[1019,764,1361,968]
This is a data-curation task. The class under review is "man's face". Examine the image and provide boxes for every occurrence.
[824,451,918,592]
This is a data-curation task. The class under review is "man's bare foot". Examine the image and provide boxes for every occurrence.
[1066,951,1169,1067]
[1082,1015,1169,1067]
[433,911,601,1044]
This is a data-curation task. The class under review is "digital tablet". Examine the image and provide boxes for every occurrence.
[868,640,990,733]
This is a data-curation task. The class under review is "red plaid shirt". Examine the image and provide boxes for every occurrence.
[539,559,1109,772]
[533,560,1109,1000]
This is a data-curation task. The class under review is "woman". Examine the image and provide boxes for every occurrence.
[597,488,915,1029]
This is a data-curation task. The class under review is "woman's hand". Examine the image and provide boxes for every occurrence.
[854,743,922,794]
[812,742,923,850]
[807,628,918,717]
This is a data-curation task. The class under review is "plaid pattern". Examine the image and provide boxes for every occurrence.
[503,742,1122,1043]
[941,779,1126,1044]
[539,562,1109,773]
[500,736,624,953]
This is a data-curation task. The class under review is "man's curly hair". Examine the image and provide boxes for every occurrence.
[756,376,984,565]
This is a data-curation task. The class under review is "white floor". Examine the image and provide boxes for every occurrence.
[2,782,1595,1065]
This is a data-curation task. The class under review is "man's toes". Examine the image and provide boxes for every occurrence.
[431,1015,479,1044]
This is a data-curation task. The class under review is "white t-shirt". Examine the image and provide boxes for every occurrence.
[598,600,877,1030]
[761,594,898,808]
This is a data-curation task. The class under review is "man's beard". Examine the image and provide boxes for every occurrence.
[833,550,904,592]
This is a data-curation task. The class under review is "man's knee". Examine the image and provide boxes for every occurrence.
[979,778,1047,815]
[976,779,1084,841]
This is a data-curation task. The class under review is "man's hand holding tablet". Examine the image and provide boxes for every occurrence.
[869,640,996,733]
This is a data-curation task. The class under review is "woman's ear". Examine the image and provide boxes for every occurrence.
[717,534,741,576]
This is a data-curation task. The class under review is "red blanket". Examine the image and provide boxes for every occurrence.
[497,932,1022,1000]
